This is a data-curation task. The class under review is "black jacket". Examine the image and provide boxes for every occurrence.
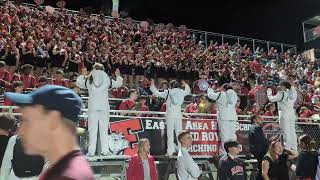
[218,154,246,180]
[249,124,268,158]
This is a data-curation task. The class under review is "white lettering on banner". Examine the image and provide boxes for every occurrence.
[145,120,165,130]
[190,132,199,141]
[189,144,217,152]
[185,121,209,130]
[236,123,251,131]
[201,132,219,141]
[211,121,218,130]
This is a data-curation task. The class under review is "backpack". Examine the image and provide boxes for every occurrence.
[11,138,45,178]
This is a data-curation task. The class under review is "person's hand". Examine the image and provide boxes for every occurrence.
[150,79,155,86]
[115,68,120,77]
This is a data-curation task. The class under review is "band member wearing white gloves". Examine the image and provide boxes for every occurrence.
[150,79,191,156]
[177,131,202,180]
[267,81,298,150]
[207,84,238,154]
[76,63,123,156]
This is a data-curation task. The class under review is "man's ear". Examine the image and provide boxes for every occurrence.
[47,110,62,131]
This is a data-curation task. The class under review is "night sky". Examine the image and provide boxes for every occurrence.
[30,0,320,48]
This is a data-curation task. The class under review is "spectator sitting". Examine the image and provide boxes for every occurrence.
[299,107,314,122]
[119,89,138,116]
[132,96,149,117]
[52,70,69,87]
[20,64,37,90]
[36,76,49,88]
[263,103,277,121]
[0,61,12,91]
[2,81,23,112]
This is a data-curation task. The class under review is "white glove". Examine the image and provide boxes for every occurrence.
[267,88,273,96]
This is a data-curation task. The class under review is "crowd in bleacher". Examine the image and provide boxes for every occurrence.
[1,2,320,121]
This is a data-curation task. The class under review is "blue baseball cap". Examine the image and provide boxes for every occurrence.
[5,85,83,123]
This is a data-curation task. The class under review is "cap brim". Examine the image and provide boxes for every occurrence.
[4,92,33,105]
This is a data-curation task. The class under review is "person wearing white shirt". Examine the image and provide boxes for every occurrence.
[76,63,123,156]
[176,131,201,180]
[150,79,191,156]
[207,84,238,154]
[267,81,298,150]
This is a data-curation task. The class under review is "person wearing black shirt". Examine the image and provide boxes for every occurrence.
[295,134,318,180]
[262,140,298,180]
[218,140,246,180]
[0,114,17,167]
[248,115,268,180]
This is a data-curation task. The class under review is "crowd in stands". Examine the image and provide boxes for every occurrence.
[1,2,320,122]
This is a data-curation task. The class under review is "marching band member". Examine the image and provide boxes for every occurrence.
[267,81,298,150]
[76,63,123,157]
[207,83,238,154]
[150,79,191,156]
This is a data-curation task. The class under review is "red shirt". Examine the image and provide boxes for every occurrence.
[119,99,136,110]
[21,74,37,89]
[38,150,94,180]
[160,102,166,112]
[0,70,11,84]
[127,155,158,180]
[52,79,69,87]
[185,103,198,113]
[263,111,276,121]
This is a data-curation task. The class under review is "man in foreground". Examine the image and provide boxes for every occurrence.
[5,85,94,180]
[176,131,202,180]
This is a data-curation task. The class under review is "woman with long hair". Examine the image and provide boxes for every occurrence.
[295,134,318,180]
[262,140,298,180]
[127,139,158,180]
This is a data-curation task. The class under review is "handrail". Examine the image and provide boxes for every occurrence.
[1,105,320,124]
[3,1,297,51]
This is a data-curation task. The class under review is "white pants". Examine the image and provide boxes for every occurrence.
[88,110,110,156]
[218,120,237,155]
[279,110,298,150]
[166,115,182,155]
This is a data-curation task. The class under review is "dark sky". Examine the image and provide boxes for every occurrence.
[40,0,320,48]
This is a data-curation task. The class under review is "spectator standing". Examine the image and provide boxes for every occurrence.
[295,134,318,180]
[262,140,298,180]
[176,131,202,180]
[249,115,268,180]
[127,139,158,180]
[118,89,138,116]
[218,140,246,180]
